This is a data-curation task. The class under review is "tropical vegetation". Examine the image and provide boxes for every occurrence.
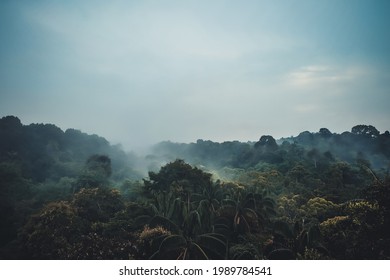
[0,116,389,259]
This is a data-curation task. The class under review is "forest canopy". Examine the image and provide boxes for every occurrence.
[0,116,389,260]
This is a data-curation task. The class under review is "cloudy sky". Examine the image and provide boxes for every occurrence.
[1,0,389,150]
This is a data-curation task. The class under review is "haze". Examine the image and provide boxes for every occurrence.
[1,0,389,151]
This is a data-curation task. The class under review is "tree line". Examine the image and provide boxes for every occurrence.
[0,116,389,259]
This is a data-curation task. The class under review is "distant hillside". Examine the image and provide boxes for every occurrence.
[0,115,142,183]
[150,126,390,171]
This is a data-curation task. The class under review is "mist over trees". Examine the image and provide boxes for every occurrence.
[0,116,389,259]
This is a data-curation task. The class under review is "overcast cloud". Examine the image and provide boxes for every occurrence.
[1,0,389,150]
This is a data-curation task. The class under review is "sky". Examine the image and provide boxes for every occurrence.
[1,0,389,151]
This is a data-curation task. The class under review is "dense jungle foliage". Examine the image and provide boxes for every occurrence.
[0,116,389,259]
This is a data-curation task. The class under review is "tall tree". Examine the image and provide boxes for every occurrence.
[351,125,380,138]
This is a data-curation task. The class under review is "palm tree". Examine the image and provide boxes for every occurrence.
[265,220,328,259]
[151,232,227,260]
[147,211,227,260]
[215,191,275,239]
[150,190,187,227]
[191,181,224,232]
[215,197,260,241]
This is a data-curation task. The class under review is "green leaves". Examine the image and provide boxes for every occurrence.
[151,233,227,260]
[196,233,227,259]
[149,215,180,234]
[144,159,213,195]
[157,235,187,256]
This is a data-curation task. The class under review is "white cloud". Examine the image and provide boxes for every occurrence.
[285,63,386,96]
[287,65,350,88]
